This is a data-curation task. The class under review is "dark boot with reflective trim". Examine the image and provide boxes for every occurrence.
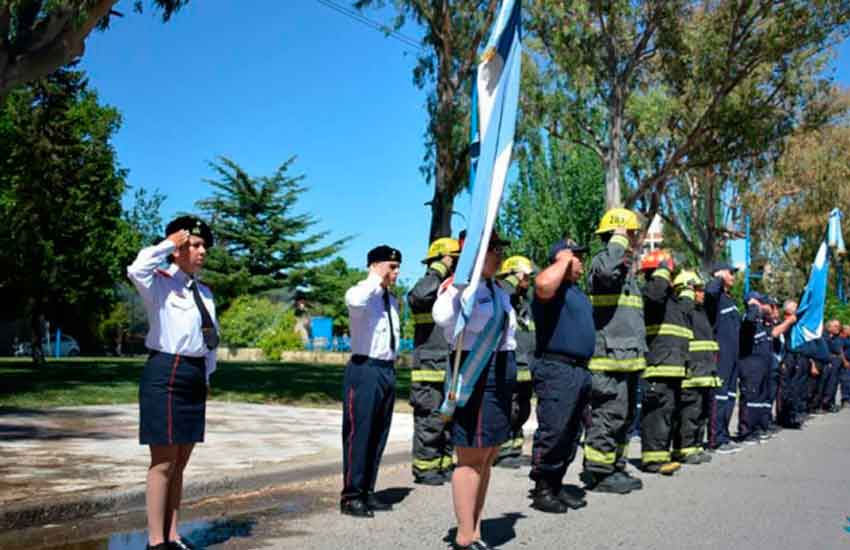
[530,483,568,514]
[583,472,633,494]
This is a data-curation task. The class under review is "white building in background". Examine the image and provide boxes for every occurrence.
[643,214,664,252]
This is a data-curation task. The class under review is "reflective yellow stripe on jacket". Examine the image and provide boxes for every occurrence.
[411,370,446,383]
[516,369,532,382]
[590,294,643,309]
[412,312,434,325]
[643,364,686,378]
[682,375,722,388]
[588,357,647,372]
[689,340,719,352]
[645,324,694,339]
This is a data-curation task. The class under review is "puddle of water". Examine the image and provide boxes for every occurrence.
[38,518,255,550]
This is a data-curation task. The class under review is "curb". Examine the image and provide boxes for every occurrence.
[0,448,411,532]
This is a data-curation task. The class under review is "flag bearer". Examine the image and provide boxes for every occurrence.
[582,208,647,494]
[495,255,536,469]
[408,238,460,485]
[340,245,402,518]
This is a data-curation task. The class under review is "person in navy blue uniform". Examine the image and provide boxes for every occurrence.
[340,245,402,518]
[737,292,773,443]
[527,238,594,514]
[841,324,850,409]
[704,262,742,454]
[128,216,219,550]
[823,319,845,412]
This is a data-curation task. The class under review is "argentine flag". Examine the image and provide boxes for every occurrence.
[440,0,521,418]
[791,209,844,349]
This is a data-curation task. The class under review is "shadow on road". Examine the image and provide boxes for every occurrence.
[374,486,414,506]
[443,512,527,548]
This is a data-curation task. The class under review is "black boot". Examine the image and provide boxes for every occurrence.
[556,485,587,509]
[530,482,568,513]
[366,492,393,511]
[340,497,373,518]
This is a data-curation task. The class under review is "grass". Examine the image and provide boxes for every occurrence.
[0,358,413,410]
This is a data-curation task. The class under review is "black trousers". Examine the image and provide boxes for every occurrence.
[709,357,737,448]
[640,378,681,465]
[529,357,591,487]
[738,356,771,438]
[673,387,709,458]
[410,378,453,480]
[584,371,640,475]
[778,354,807,427]
[497,375,533,462]
[341,356,396,500]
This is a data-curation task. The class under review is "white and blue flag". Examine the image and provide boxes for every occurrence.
[440,0,521,418]
[790,209,844,349]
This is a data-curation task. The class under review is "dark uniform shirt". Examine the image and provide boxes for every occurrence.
[532,281,595,362]
[739,304,771,361]
[704,277,741,372]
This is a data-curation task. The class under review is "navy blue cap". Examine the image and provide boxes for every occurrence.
[712,261,739,275]
[367,245,402,265]
[744,291,766,303]
[549,238,589,262]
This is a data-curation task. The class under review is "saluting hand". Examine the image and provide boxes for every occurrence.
[168,229,190,249]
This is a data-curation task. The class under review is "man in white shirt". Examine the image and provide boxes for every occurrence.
[340,245,402,518]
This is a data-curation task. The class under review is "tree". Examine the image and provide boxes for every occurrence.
[525,0,850,210]
[0,67,128,362]
[354,0,499,241]
[0,1,188,97]
[500,138,605,268]
[196,156,349,310]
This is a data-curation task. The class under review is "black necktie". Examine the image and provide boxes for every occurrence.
[383,289,396,354]
[190,279,219,350]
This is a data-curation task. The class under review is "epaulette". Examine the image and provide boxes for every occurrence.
[155,269,172,278]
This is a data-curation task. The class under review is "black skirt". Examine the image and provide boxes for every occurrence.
[139,351,207,445]
[452,350,517,448]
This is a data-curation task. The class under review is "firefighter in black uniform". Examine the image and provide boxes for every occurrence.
[673,272,720,464]
[408,238,460,485]
[640,262,693,475]
[495,255,536,468]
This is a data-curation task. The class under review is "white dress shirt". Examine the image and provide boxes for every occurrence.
[345,273,400,361]
[127,239,218,381]
[432,279,517,351]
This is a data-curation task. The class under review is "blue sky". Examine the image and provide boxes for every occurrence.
[80,1,850,283]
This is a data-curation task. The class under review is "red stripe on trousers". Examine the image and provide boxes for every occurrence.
[167,354,180,445]
[346,387,355,489]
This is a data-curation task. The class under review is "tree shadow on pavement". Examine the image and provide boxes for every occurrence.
[374,486,413,506]
[443,512,526,548]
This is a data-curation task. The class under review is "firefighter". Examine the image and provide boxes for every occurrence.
[673,272,720,464]
[494,255,536,469]
[408,237,460,485]
[639,261,693,475]
[581,208,646,494]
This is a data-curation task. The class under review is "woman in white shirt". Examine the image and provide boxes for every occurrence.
[433,233,517,550]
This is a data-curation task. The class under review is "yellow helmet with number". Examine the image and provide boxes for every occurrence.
[673,270,702,289]
[595,208,641,234]
[422,237,460,264]
[498,255,535,277]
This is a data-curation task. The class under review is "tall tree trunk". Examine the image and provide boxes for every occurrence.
[604,89,624,209]
[428,172,455,242]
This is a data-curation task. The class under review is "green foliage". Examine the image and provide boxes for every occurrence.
[500,139,605,268]
[219,295,286,348]
[196,156,349,311]
[0,68,127,357]
[257,310,304,360]
[825,295,850,325]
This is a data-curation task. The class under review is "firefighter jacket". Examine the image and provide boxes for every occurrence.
[683,304,722,388]
[587,234,647,372]
[408,261,452,383]
[642,268,693,378]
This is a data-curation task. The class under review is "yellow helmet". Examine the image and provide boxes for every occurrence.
[595,208,641,234]
[673,270,701,289]
[498,255,535,277]
[423,237,460,264]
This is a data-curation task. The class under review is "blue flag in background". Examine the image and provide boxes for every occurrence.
[791,209,844,350]
[440,0,521,418]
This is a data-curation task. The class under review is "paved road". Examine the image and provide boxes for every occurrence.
[255,410,850,550]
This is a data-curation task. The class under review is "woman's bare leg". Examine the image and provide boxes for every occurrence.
[147,445,179,546]
[452,447,491,547]
[167,443,195,542]
[472,447,499,541]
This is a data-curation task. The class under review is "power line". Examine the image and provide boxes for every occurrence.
[314,0,424,51]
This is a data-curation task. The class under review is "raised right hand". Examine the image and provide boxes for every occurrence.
[167,229,190,248]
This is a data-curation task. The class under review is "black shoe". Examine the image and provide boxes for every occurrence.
[452,541,492,550]
[340,498,373,518]
[146,544,170,550]
[556,485,587,509]
[616,471,644,490]
[530,485,568,514]
[413,474,445,486]
[829,404,841,413]
[584,472,632,494]
[366,492,393,511]
[169,540,196,550]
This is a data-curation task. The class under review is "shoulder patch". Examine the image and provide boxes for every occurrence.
[155,269,172,278]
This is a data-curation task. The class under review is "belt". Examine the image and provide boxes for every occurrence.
[536,351,589,368]
[147,350,205,368]
[351,354,395,367]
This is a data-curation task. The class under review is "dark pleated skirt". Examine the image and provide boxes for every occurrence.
[139,351,207,445]
[452,350,517,448]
